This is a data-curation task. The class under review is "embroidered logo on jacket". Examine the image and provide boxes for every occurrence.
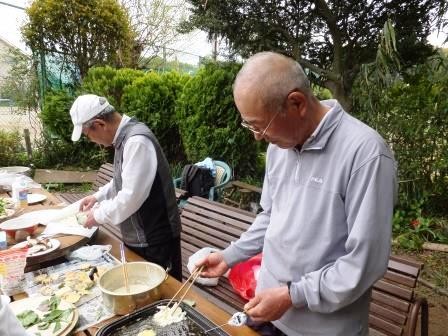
[310,176,323,184]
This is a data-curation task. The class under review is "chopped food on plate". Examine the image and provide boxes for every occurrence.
[0,197,16,218]
[13,295,76,335]
[25,236,53,254]
[35,265,102,305]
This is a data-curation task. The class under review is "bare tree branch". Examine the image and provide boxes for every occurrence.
[121,0,188,65]
[297,57,340,82]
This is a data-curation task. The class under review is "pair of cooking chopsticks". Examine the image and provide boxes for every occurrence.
[120,242,130,293]
[166,265,205,314]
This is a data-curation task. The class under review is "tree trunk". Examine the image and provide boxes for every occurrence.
[324,79,352,112]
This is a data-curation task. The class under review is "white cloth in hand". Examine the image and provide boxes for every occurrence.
[187,247,220,286]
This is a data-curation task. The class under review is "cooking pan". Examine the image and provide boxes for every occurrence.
[96,299,229,336]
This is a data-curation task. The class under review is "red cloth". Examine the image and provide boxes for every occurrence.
[228,253,262,300]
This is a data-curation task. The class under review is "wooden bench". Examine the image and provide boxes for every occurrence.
[180,196,255,313]
[54,163,115,204]
[370,256,428,336]
[179,196,428,336]
[55,163,187,205]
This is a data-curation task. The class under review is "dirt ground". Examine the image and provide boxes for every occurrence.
[393,247,448,336]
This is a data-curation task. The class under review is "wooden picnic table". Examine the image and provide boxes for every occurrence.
[71,229,259,336]
[6,195,259,336]
[1,188,94,272]
[1,187,63,209]
[223,180,262,211]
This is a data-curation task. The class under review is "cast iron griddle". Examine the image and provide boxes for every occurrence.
[96,299,230,336]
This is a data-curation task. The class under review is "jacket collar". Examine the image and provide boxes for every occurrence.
[301,99,344,151]
[114,115,136,150]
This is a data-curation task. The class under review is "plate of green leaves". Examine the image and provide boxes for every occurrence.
[0,197,16,220]
[10,295,78,336]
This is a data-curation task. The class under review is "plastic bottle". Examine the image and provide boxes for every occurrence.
[0,231,6,250]
[12,177,28,209]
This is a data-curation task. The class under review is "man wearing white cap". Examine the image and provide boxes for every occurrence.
[70,94,182,281]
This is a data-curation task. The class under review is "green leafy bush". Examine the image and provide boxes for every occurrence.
[0,130,28,166]
[37,89,109,168]
[32,134,109,169]
[391,192,448,250]
[176,61,263,178]
[80,66,144,109]
[353,53,448,216]
[121,71,189,163]
[40,89,74,142]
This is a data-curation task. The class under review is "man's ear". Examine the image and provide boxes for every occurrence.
[287,91,307,118]
[93,119,106,129]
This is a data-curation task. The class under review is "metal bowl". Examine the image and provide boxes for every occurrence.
[98,261,168,315]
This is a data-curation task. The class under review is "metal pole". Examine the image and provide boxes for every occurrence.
[0,1,26,10]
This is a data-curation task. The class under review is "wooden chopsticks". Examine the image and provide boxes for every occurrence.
[120,242,130,293]
[167,265,205,314]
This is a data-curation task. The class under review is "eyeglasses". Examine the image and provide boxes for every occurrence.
[241,109,281,136]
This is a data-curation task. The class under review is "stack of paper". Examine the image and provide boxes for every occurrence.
[41,216,97,238]
[17,200,97,238]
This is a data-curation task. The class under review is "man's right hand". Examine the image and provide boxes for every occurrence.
[79,195,97,212]
[196,252,229,278]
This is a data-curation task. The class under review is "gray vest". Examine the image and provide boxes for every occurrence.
[113,118,180,247]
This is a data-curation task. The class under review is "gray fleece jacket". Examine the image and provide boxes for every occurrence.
[222,100,397,336]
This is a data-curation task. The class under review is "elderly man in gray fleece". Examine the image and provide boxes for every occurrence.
[197,51,397,336]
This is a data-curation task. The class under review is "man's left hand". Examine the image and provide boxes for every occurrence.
[83,210,100,229]
[243,286,293,322]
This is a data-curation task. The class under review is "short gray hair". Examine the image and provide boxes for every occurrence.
[83,104,116,128]
[234,51,311,113]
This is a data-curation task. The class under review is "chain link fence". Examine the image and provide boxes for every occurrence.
[0,101,42,145]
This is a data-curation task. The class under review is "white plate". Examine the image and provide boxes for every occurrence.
[9,295,78,336]
[27,193,47,205]
[13,238,61,257]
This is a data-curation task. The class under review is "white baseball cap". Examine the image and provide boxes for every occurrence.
[70,94,113,141]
